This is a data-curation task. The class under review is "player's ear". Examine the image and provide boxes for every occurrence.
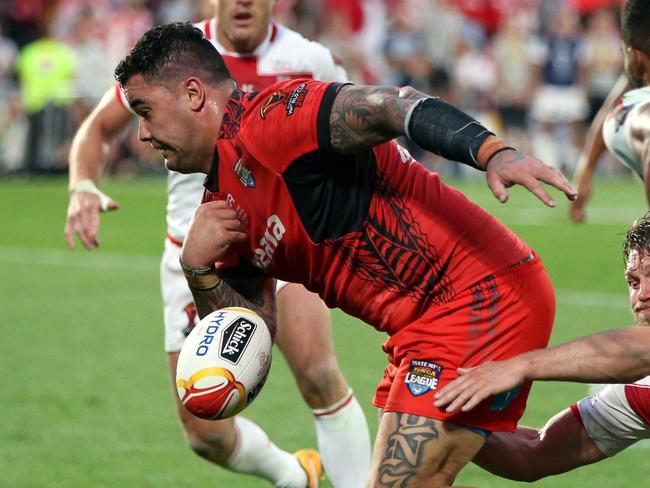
[185,77,205,112]
[628,47,646,81]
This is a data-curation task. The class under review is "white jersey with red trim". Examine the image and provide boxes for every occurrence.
[603,86,650,178]
[116,19,347,243]
[574,375,650,456]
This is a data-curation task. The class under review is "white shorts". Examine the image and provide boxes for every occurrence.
[160,239,288,352]
[574,382,650,457]
[530,85,589,124]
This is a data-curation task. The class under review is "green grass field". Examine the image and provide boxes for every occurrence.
[2,175,650,487]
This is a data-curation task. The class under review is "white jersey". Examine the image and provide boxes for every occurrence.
[574,375,650,456]
[603,86,650,178]
[117,19,348,243]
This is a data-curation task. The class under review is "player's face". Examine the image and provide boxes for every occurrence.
[216,0,276,53]
[626,249,650,327]
[123,74,213,174]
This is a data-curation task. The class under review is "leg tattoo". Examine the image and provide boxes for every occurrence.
[378,414,439,487]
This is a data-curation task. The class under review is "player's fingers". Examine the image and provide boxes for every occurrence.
[524,178,555,207]
[227,230,248,242]
[64,220,76,249]
[537,167,578,201]
[487,175,509,204]
[460,391,491,412]
[443,388,480,412]
[105,199,119,211]
[75,212,98,249]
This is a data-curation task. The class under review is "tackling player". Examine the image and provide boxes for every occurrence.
[64,2,371,487]
[434,212,650,481]
[570,0,650,222]
[115,22,578,486]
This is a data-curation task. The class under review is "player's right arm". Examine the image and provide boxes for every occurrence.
[327,84,577,207]
[472,409,605,481]
[180,200,278,337]
[571,74,629,222]
[434,327,650,413]
[65,86,133,249]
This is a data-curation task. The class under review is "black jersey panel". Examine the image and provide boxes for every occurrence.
[282,149,376,243]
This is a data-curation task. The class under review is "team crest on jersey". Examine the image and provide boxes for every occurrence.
[285,82,308,116]
[260,90,289,119]
[404,360,443,396]
[234,159,255,188]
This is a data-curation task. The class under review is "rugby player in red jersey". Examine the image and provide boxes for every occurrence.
[115,22,577,486]
[64,1,370,487]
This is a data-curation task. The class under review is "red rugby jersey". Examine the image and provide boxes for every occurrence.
[203,79,531,334]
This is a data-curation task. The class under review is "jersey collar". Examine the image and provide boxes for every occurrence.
[204,149,219,193]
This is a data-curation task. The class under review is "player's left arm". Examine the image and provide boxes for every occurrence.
[180,200,277,337]
[328,84,577,207]
[473,409,606,482]
[629,103,650,205]
[434,327,650,413]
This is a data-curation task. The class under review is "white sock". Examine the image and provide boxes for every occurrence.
[312,389,371,488]
[226,416,307,488]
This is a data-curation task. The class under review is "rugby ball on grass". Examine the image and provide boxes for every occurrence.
[176,307,272,419]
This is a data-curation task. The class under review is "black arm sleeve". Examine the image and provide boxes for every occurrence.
[405,97,494,170]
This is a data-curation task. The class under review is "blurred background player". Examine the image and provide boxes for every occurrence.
[434,211,650,482]
[528,6,589,174]
[571,0,650,222]
[63,1,371,487]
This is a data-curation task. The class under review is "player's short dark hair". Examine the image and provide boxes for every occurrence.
[621,0,650,56]
[624,212,650,261]
[115,22,231,88]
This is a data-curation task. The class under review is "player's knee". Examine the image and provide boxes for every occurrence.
[295,361,346,407]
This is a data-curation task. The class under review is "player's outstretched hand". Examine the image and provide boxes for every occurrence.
[65,191,119,249]
[486,150,577,207]
[181,200,248,269]
[433,356,528,413]
[568,176,592,223]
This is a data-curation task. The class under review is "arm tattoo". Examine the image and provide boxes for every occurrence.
[378,414,439,487]
[190,275,277,338]
[329,85,428,154]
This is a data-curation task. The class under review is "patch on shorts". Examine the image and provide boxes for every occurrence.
[404,359,443,396]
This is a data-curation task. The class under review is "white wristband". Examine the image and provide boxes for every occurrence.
[70,179,114,212]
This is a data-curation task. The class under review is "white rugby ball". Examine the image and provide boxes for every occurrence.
[176,307,272,420]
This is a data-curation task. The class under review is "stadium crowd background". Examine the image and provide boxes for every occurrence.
[0,0,628,178]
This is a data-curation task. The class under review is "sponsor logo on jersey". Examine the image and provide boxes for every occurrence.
[285,82,308,116]
[254,215,286,268]
[233,159,255,188]
[260,90,289,119]
[404,359,443,396]
[219,317,257,364]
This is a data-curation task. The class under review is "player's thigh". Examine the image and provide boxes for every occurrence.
[274,282,336,370]
[369,411,485,488]
[166,351,236,448]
